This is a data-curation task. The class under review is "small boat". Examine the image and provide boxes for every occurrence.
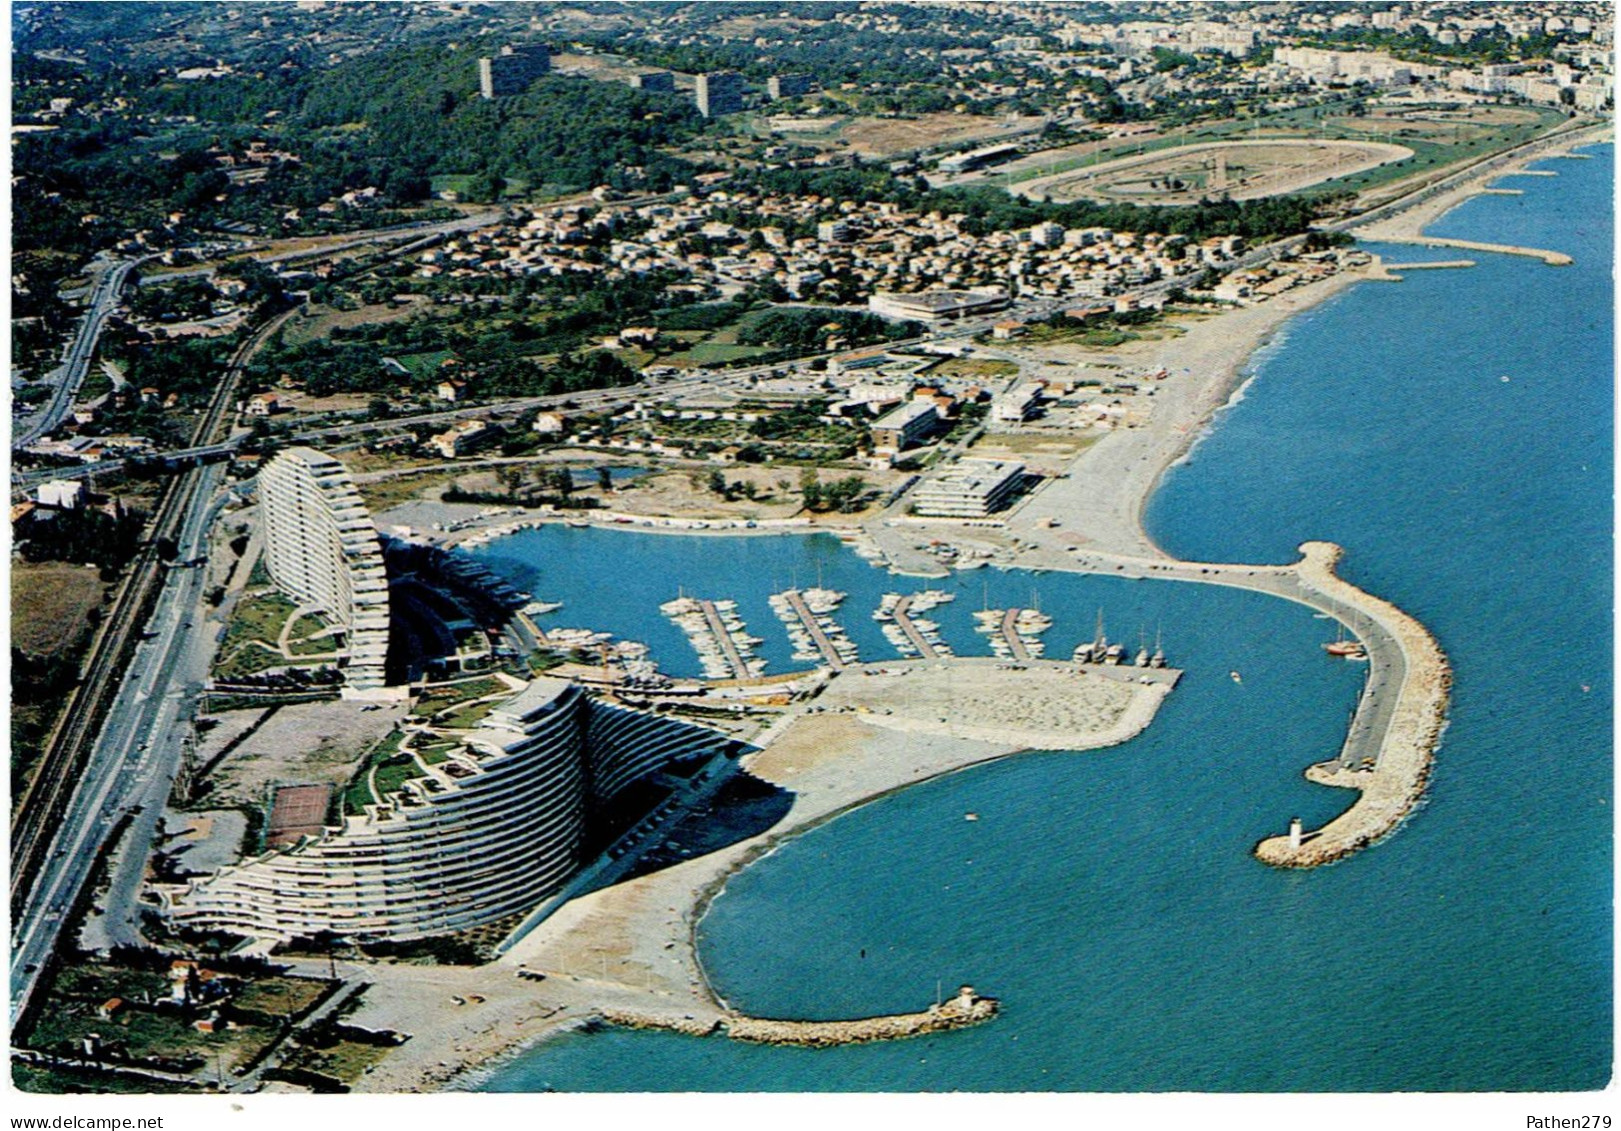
[1323,624,1366,658]
[1230,670,1243,683]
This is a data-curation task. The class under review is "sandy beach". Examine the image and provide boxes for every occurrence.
[1005,267,1376,559]
[342,659,1173,1091]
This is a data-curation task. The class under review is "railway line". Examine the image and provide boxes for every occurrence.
[9,311,285,924]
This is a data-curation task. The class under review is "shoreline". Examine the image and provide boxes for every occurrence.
[347,133,1602,1092]
[349,661,1170,1092]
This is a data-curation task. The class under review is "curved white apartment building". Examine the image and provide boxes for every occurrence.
[167,679,733,941]
[257,447,391,690]
[170,679,590,940]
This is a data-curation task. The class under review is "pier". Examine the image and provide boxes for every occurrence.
[1252,543,1451,868]
[929,527,1452,869]
[698,600,749,678]
[999,609,1033,662]
[892,594,942,659]
[661,596,765,681]
[974,608,1049,661]
[772,588,855,671]
[1384,259,1476,271]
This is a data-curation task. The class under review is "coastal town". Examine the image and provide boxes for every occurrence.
[7,0,1613,1111]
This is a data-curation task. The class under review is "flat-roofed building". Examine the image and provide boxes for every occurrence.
[868,288,1010,324]
[768,73,813,99]
[696,71,745,118]
[257,448,390,691]
[992,382,1044,424]
[938,143,1021,174]
[36,479,86,509]
[871,399,941,453]
[912,458,1027,517]
[631,70,675,93]
[479,43,551,99]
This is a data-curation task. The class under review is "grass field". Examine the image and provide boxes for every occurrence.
[284,1036,393,1083]
[213,591,301,680]
[231,976,331,1019]
[281,299,429,350]
[12,561,103,655]
[1021,323,1141,348]
[357,468,465,513]
[837,111,1044,159]
[664,338,778,366]
[28,1004,275,1073]
[1021,139,1412,206]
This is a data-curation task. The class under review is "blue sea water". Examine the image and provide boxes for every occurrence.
[472,146,1612,1092]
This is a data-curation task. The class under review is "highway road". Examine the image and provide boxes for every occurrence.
[134,207,508,285]
[9,466,226,1023]
[9,314,283,1027]
[14,256,140,450]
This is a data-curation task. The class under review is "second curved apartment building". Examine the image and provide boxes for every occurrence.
[166,679,733,941]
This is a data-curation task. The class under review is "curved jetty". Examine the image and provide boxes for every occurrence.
[601,985,999,1048]
[1253,542,1452,868]
[948,529,1452,869]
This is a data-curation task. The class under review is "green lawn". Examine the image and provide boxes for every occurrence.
[437,699,498,731]
[924,357,1020,380]
[661,341,773,367]
[212,642,292,682]
[372,752,425,799]
[393,349,455,378]
[411,677,509,717]
[342,775,375,816]
[222,592,297,652]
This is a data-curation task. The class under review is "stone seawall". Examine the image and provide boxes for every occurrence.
[599,988,999,1048]
[1253,542,1452,868]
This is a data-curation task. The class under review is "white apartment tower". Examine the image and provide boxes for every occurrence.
[257,448,391,691]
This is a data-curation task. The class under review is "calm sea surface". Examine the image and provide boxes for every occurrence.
[471,145,1612,1091]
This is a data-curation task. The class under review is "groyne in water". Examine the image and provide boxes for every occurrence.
[600,986,999,1048]
[1383,259,1476,272]
[1361,234,1572,266]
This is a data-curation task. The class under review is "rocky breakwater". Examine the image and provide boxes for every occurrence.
[727,985,999,1047]
[597,986,999,1048]
[1254,541,1452,869]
